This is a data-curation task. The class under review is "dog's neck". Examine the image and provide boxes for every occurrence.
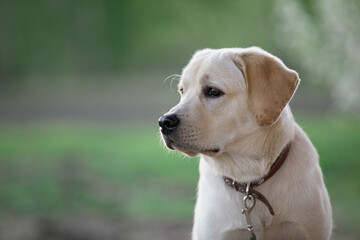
[202,107,295,183]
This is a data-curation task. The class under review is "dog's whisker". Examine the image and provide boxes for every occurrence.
[164,74,181,84]
[180,153,187,161]
[170,75,181,93]
[164,74,181,93]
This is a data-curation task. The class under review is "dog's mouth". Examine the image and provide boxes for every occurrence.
[161,134,220,156]
[209,148,220,153]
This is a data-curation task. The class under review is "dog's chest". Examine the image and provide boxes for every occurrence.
[196,160,274,234]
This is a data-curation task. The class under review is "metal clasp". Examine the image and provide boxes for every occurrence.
[242,183,256,233]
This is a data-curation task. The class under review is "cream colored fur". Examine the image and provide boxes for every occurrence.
[160,47,332,240]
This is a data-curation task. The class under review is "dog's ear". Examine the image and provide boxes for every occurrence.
[233,48,300,127]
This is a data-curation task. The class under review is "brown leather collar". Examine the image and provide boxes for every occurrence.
[223,142,291,216]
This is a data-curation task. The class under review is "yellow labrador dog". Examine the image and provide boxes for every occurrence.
[159,47,332,240]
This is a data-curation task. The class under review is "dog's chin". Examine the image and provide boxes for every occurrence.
[162,135,221,157]
[164,139,199,157]
[163,136,175,150]
[175,147,199,157]
[178,147,221,158]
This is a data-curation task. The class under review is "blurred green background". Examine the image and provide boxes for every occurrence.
[0,0,359,239]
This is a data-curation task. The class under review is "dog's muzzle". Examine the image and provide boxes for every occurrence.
[158,114,180,150]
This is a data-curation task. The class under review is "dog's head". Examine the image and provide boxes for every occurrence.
[159,47,299,157]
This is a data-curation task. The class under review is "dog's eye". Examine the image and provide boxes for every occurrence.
[205,87,224,97]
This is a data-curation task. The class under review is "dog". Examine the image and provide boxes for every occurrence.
[158,47,332,240]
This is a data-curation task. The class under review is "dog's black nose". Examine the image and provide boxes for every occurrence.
[158,114,179,134]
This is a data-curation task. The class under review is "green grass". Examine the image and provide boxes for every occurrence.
[0,116,359,229]
[0,123,198,219]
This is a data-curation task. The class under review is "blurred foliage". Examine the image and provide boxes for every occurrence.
[275,0,360,113]
[2,0,359,113]
[1,0,274,78]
